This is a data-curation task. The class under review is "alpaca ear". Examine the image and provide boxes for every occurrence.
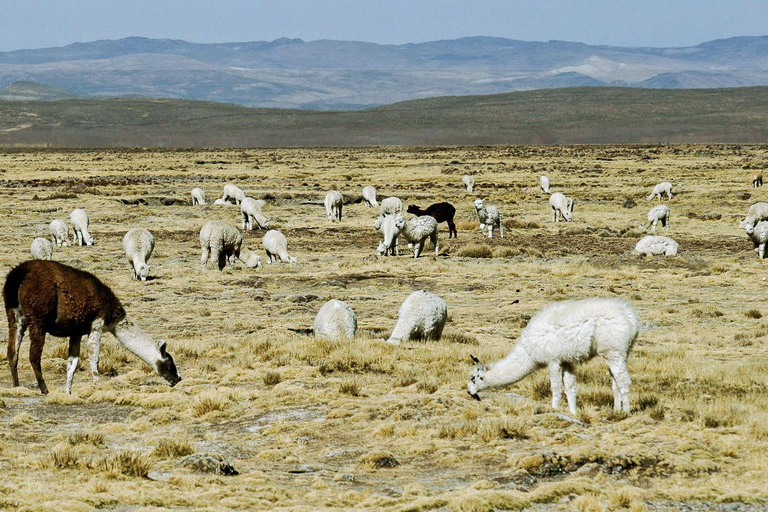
[470,354,486,371]
[159,340,167,356]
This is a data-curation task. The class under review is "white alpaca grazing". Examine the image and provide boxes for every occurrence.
[325,190,343,221]
[634,235,679,256]
[462,175,475,193]
[396,214,439,258]
[263,229,297,264]
[70,208,94,246]
[645,205,670,233]
[473,198,504,238]
[49,219,70,247]
[199,221,261,270]
[221,184,246,205]
[467,298,640,414]
[747,220,768,259]
[549,192,574,222]
[362,186,378,208]
[122,228,155,281]
[540,175,550,193]
[374,214,400,256]
[386,290,447,345]
[241,197,271,230]
[739,202,768,234]
[379,196,403,218]
[646,182,673,201]
[314,300,357,341]
[30,238,53,260]
[191,187,207,205]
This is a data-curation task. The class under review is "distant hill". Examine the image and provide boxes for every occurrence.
[2,86,768,147]
[2,36,768,109]
[0,81,79,101]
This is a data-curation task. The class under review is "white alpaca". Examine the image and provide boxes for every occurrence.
[549,192,574,222]
[462,175,475,193]
[213,198,229,205]
[467,298,640,414]
[314,300,357,341]
[325,190,343,221]
[473,198,504,238]
[386,290,447,345]
[70,208,94,246]
[747,220,768,259]
[263,229,297,264]
[122,228,155,281]
[241,197,271,230]
[645,205,670,233]
[191,187,207,205]
[753,171,763,188]
[634,235,679,256]
[362,186,378,208]
[30,238,53,260]
[646,182,673,201]
[739,202,768,234]
[49,219,70,247]
[374,214,400,256]
[199,221,261,270]
[396,214,439,258]
[221,184,246,205]
[540,175,550,193]
[379,196,403,218]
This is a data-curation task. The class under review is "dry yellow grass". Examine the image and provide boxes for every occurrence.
[0,145,767,510]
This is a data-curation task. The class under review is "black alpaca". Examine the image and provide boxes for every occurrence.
[406,202,457,238]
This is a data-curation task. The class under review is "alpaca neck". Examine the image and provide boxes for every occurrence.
[482,343,538,390]
[111,317,161,368]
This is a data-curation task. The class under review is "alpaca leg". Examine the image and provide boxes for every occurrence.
[86,320,104,383]
[609,372,621,410]
[65,335,81,394]
[499,222,504,239]
[201,245,210,267]
[7,309,24,387]
[606,357,631,412]
[548,362,564,410]
[27,324,48,395]
[338,204,342,221]
[449,220,457,238]
[479,222,485,234]
[552,209,557,222]
[432,233,439,256]
[487,225,493,238]
[563,364,577,415]
[760,243,766,259]
[651,220,657,234]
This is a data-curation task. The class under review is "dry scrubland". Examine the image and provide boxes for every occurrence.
[0,145,767,511]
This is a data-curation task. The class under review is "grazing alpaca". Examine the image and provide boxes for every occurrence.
[407,202,457,239]
[395,214,439,258]
[753,172,763,188]
[549,192,574,222]
[362,186,378,208]
[646,182,673,201]
[325,190,343,221]
[4,260,181,395]
[644,204,670,233]
[467,298,640,414]
[540,175,550,193]
[462,175,475,193]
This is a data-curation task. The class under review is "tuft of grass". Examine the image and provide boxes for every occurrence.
[339,381,361,396]
[456,244,494,258]
[97,450,152,478]
[416,380,439,394]
[262,371,281,386]
[46,444,80,469]
[745,309,762,319]
[477,416,529,442]
[66,431,104,447]
[192,393,232,417]
[359,450,399,469]
[153,437,194,459]
[692,306,724,318]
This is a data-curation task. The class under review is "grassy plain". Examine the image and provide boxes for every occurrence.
[0,145,768,511]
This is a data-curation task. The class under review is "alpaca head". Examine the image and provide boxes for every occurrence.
[85,233,94,246]
[473,198,484,211]
[155,341,181,387]
[137,264,151,281]
[406,204,420,215]
[564,198,574,221]
[244,253,262,269]
[394,214,406,230]
[377,241,387,255]
[467,354,488,400]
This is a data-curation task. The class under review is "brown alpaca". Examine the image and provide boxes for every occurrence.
[4,260,181,394]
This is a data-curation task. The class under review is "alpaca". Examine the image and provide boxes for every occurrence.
[740,202,768,234]
[49,219,70,246]
[646,182,673,201]
[634,235,679,257]
[325,190,343,221]
[462,175,475,193]
[263,229,297,264]
[549,192,574,222]
[3,260,181,394]
[473,199,504,238]
[467,298,640,413]
[753,171,763,188]
[362,186,378,208]
[747,220,768,258]
[70,208,93,246]
[540,175,550,193]
[645,204,670,233]
[395,214,439,258]
[221,184,246,205]
[240,197,271,230]
[30,238,53,260]
[122,228,155,281]
[407,202,457,238]
[199,221,261,270]
[374,214,400,256]
[379,196,403,218]
[314,299,357,341]
[191,187,207,205]
[386,290,447,344]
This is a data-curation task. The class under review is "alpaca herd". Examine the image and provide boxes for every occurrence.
[3,169,763,417]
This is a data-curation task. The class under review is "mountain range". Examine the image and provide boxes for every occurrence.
[1,36,768,109]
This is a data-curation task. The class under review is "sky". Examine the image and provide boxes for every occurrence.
[1,0,767,52]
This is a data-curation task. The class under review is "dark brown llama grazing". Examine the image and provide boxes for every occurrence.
[4,260,181,395]
[406,202,457,238]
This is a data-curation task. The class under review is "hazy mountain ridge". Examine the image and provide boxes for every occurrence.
[1,36,767,108]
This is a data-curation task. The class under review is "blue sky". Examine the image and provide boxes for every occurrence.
[1,0,766,51]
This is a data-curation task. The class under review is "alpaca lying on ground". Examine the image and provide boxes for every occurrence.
[634,235,679,256]
[314,299,357,341]
[467,298,640,413]
[3,260,181,394]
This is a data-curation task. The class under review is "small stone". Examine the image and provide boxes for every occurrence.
[253,289,270,301]
[622,198,637,209]
[180,453,238,476]
[288,293,319,303]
